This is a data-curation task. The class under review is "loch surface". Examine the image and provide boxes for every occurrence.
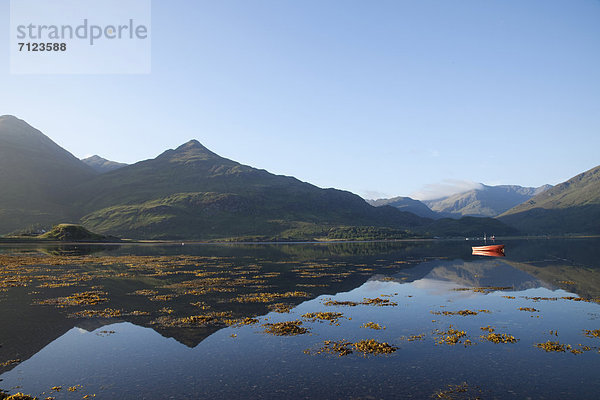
[1,238,599,399]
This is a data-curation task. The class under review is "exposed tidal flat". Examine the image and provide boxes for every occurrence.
[1,238,600,399]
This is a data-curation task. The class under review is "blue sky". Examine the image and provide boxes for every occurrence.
[1,0,599,199]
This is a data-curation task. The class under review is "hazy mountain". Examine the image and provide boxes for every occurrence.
[423,184,552,218]
[383,258,551,292]
[367,196,439,219]
[499,165,600,234]
[0,115,97,234]
[82,155,127,173]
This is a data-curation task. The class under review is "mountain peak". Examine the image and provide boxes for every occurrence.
[0,115,71,154]
[177,139,207,150]
[0,115,36,132]
[0,114,20,122]
[84,155,104,162]
[82,155,127,173]
[159,139,222,162]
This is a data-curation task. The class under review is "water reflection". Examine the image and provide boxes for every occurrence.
[1,239,599,399]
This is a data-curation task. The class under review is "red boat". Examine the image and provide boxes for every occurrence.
[472,244,505,257]
[471,244,504,252]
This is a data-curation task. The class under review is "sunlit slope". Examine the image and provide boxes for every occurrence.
[75,140,430,239]
[499,165,600,234]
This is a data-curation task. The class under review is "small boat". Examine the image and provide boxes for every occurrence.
[471,244,504,252]
[471,233,505,257]
[472,244,505,257]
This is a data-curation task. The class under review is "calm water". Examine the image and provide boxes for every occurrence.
[1,238,600,399]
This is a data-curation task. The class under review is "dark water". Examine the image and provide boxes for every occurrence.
[1,238,599,399]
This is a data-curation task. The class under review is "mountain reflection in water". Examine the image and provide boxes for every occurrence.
[1,238,599,399]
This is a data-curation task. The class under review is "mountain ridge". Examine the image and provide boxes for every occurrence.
[0,116,525,239]
[82,155,127,173]
[73,138,433,239]
[0,115,97,233]
[423,184,552,218]
[367,196,440,219]
[499,165,600,234]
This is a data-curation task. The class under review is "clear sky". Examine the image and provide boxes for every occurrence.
[1,0,599,200]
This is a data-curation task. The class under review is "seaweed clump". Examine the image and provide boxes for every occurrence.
[535,341,566,352]
[323,297,397,307]
[482,333,518,344]
[233,291,309,303]
[535,340,595,355]
[479,326,518,343]
[302,312,344,325]
[434,326,472,346]
[454,286,512,294]
[305,339,397,357]
[305,340,354,357]
[360,322,385,330]
[431,309,480,316]
[36,291,108,307]
[268,303,293,313]
[0,391,37,400]
[262,320,309,336]
[583,329,600,338]
[225,317,260,326]
[433,382,482,399]
[353,339,398,355]
[404,334,426,341]
[518,307,539,312]
[153,311,233,328]
[0,359,20,367]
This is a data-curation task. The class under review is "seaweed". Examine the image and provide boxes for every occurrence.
[518,307,539,313]
[305,339,397,357]
[360,322,385,330]
[302,312,344,325]
[262,320,309,336]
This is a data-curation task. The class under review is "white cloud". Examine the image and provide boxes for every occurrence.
[411,179,483,201]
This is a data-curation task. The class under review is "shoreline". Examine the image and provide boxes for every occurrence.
[1,234,598,247]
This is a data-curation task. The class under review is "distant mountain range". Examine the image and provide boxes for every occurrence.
[372,170,600,234]
[1,115,596,239]
[367,196,440,219]
[82,155,127,173]
[369,184,552,219]
[423,184,552,218]
[0,115,516,240]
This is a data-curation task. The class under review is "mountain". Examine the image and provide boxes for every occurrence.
[82,155,127,173]
[74,140,431,239]
[367,196,439,219]
[499,165,600,234]
[0,116,517,240]
[0,115,97,234]
[423,184,552,218]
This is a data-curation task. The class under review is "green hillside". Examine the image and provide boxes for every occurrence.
[499,165,600,234]
[0,116,97,234]
[38,224,111,242]
[75,140,431,239]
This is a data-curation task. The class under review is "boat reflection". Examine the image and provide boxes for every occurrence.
[472,248,505,257]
